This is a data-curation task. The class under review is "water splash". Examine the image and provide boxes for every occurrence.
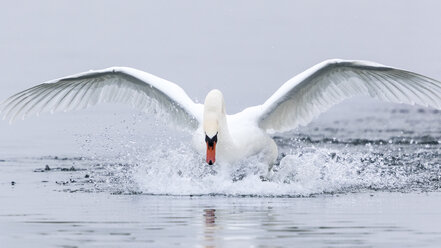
[48,107,441,197]
[49,137,438,197]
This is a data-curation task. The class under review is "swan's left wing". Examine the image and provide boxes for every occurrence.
[255,59,441,133]
[0,67,203,131]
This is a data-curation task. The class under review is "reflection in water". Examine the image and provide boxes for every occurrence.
[203,209,217,248]
[0,105,440,247]
[197,203,397,248]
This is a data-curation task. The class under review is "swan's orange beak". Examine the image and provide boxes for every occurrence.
[206,141,216,165]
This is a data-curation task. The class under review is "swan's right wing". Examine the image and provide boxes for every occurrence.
[255,59,441,133]
[0,67,203,131]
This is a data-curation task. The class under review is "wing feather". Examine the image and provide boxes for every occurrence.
[0,67,202,131]
[255,59,441,133]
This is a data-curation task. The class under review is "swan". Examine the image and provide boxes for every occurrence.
[1,59,441,169]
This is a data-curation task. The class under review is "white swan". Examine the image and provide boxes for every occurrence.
[1,59,441,168]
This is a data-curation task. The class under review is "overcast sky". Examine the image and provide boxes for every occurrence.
[1,1,441,154]
[1,0,441,110]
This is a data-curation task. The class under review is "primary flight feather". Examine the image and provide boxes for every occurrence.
[1,59,441,168]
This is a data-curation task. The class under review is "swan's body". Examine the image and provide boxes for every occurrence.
[1,59,441,168]
[194,90,278,165]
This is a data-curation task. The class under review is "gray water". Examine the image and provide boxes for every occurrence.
[1,102,440,247]
[1,1,441,247]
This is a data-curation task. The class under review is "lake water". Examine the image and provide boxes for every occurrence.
[1,1,441,247]
[0,101,440,247]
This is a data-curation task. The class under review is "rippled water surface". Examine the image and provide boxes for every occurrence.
[1,103,441,247]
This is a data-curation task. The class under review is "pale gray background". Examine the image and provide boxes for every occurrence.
[1,3,441,247]
[1,0,440,155]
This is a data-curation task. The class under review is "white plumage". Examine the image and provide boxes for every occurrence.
[0,67,203,129]
[1,59,441,167]
[256,59,441,133]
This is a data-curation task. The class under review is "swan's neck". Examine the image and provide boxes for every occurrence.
[203,90,234,145]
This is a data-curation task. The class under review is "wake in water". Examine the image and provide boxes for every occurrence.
[23,106,441,197]
[29,137,440,197]
[112,142,440,196]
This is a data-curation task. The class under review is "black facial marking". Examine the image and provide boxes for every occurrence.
[205,133,218,147]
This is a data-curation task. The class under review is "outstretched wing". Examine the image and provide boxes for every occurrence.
[0,67,203,130]
[255,59,441,133]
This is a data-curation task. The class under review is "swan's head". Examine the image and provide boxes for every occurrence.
[203,89,224,165]
[205,130,218,165]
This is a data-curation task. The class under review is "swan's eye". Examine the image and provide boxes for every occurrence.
[205,133,218,147]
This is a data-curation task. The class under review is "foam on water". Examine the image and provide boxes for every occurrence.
[31,106,440,197]
[71,136,439,197]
